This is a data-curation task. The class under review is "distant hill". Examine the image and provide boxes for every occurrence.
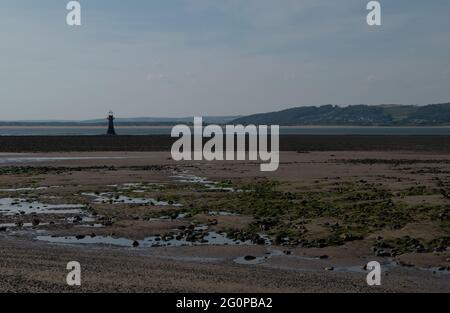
[0,116,241,126]
[231,103,450,126]
[3,103,450,127]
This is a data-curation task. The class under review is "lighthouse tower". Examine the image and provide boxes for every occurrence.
[106,111,117,135]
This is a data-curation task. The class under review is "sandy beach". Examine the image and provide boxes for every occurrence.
[1,147,449,293]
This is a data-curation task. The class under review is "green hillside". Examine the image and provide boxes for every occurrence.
[232,103,450,126]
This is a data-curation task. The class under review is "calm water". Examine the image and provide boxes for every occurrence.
[0,126,449,136]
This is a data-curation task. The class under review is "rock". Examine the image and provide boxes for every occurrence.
[75,235,85,240]
[319,255,329,259]
[375,250,392,257]
[208,219,218,226]
[163,235,174,241]
[0,227,7,232]
[90,233,96,238]
[244,255,257,261]
[132,240,139,247]
[256,237,266,245]
[15,221,24,227]
[340,233,363,242]
[283,250,292,255]
[325,267,334,271]
[32,218,40,226]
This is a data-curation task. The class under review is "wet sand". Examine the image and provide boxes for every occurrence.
[2,235,449,293]
[0,135,449,152]
[0,150,449,293]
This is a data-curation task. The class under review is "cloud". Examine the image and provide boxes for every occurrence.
[0,0,449,119]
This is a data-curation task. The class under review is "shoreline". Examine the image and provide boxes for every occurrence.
[0,150,449,292]
[1,125,450,129]
[0,135,449,153]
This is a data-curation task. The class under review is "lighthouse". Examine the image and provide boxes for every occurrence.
[106,111,117,135]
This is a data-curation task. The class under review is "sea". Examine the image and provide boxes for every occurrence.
[0,126,449,136]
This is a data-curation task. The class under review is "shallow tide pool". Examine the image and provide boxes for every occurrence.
[36,232,252,248]
[0,198,85,215]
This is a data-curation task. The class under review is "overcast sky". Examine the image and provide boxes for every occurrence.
[0,0,449,120]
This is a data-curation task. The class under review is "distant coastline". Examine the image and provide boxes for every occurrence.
[3,102,450,127]
[1,125,450,129]
[1,125,450,136]
[0,123,450,129]
[0,125,174,129]
[231,103,450,126]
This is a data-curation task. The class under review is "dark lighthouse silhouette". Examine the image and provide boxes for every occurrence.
[106,111,117,135]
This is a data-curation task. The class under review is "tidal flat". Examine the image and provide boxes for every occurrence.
[0,150,449,292]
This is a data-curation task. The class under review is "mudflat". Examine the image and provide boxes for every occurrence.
[0,149,449,292]
[0,135,450,152]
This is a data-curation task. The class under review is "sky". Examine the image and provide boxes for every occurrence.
[0,0,449,120]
